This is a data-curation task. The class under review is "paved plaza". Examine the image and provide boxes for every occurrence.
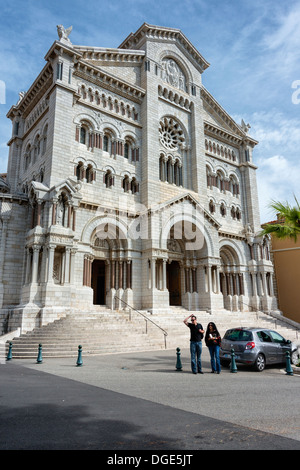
[0,346,299,451]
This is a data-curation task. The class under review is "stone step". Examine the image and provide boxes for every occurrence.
[4,307,299,359]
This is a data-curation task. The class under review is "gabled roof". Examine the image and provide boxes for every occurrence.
[149,192,221,229]
[201,85,258,146]
[119,23,210,73]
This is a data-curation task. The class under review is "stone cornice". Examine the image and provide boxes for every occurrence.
[119,23,210,73]
[201,85,258,146]
[73,46,145,64]
[73,60,145,104]
[6,62,53,120]
[204,121,242,146]
[218,230,246,241]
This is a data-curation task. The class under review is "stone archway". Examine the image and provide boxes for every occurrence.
[219,244,244,311]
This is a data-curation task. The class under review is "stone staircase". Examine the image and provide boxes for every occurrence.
[3,306,300,359]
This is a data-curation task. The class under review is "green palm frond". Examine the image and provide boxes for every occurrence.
[260,195,300,241]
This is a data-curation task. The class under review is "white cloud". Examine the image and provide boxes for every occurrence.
[261,3,300,77]
[257,154,300,223]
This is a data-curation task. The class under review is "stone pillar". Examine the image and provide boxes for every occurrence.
[64,248,71,284]
[126,260,132,289]
[119,260,123,289]
[31,245,41,284]
[69,249,76,284]
[24,247,31,284]
[47,245,56,283]
[111,260,116,289]
[36,201,42,227]
[162,259,167,290]
[51,202,57,225]
[207,265,212,293]
[72,208,76,231]
[216,266,221,294]
[151,258,156,290]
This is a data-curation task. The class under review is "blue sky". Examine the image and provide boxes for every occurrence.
[0,0,299,223]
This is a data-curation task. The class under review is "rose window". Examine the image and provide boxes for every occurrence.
[159,117,185,150]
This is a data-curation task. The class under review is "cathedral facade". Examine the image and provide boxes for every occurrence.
[1,24,278,333]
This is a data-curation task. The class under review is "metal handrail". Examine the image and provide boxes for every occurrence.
[238,300,299,339]
[114,296,168,348]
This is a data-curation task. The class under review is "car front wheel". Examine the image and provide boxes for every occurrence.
[254,353,265,372]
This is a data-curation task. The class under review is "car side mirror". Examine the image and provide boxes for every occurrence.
[285,339,291,344]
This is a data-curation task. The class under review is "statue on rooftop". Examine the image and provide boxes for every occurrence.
[57,25,73,45]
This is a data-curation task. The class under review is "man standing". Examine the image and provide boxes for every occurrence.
[184,314,205,374]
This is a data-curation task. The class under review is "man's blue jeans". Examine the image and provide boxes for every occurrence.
[190,341,202,373]
[208,345,221,372]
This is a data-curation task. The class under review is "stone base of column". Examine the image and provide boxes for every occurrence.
[107,288,116,310]
[250,295,260,311]
[142,289,170,313]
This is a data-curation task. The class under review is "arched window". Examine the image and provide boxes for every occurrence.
[103,131,114,154]
[216,170,225,192]
[131,177,139,194]
[24,144,31,170]
[174,159,182,186]
[220,203,226,217]
[80,126,87,145]
[206,166,213,188]
[159,154,166,182]
[229,175,240,196]
[86,164,95,183]
[122,175,130,192]
[103,135,109,152]
[42,124,48,154]
[104,170,114,188]
[124,142,129,159]
[33,135,40,163]
[76,162,84,180]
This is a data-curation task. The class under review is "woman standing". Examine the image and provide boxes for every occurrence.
[205,322,221,374]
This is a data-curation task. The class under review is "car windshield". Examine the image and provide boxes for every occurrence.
[224,329,253,342]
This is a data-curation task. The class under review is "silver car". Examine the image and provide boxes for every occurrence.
[220,327,299,372]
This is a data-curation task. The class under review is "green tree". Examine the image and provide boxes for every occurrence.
[261,197,300,241]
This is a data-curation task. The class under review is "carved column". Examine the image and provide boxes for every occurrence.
[151,259,156,290]
[126,260,132,289]
[36,201,42,227]
[69,249,76,284]
[31,245,41,284]
[47,245,56,283]
[162,259,167,290]
[64,248,71,284]
[24,247,31,285]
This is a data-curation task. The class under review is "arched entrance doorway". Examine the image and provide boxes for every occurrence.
[219,245,244,311]
[91,260,106,305]
[167,261,181,305]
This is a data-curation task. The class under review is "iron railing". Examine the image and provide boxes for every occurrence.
[114,296,168,348]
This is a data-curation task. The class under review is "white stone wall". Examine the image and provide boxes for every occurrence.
[0,25,278,333]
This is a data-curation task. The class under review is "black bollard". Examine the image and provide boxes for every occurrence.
[176,347,182,371]
[76,345,83,367]
[36,344,43,364]
[285,351,293,376]
[230,348,237,373]
[6,342,13,361]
